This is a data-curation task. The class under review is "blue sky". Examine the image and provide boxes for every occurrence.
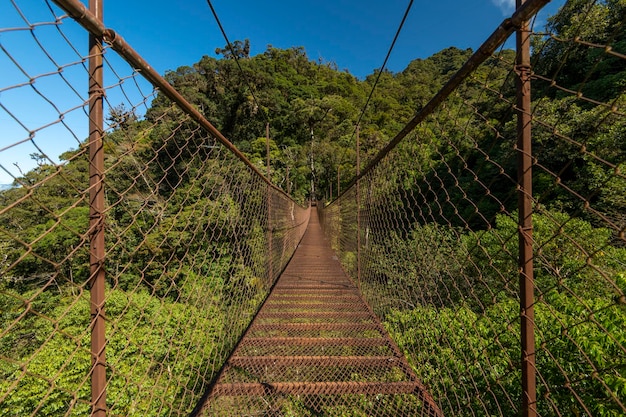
[0,0,565,184]
[104,0,564,78]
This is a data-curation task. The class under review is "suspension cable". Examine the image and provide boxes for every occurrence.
[350,0,415,147]
[205,0,270,126]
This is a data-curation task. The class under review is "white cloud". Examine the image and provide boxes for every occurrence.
[492,0,515,14]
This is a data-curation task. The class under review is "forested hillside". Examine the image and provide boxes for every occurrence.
[150,43,478,202]
[1,0,624,415]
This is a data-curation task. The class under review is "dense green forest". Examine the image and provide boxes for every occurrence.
[1,0,625,415]
[325,1,626,416]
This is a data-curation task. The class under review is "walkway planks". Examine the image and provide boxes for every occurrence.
[199,209,442,416]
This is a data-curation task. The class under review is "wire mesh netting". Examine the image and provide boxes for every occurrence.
[320,1,626,416]
[1,1,309,415]
[1,0,625,416]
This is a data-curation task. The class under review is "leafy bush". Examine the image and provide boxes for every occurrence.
[0,287,226,416]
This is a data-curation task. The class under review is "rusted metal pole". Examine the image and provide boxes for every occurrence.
[267,123,273,285]
[356,125,361,290]
[337,166,340,196]
[88,0,106,415]
[516,0,536,416]
[266,123,271,180]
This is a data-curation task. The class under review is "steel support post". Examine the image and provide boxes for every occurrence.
[88,0,106,415]
[356,125,361,290]
[516,1,536,416]
[267,123,273,285]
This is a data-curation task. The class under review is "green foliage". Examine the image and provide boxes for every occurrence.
[1,1,625,413]
[364,223,467,308]
[533,0,626,102]
[385,294,626,417]
[0,153,89,289]
[359,205,626,416]
[465,209,626,302]
[0,287,226,416]
[384,302,520,416]
[535,291,626,417]
[215,39,250,60]
[532,93,626,221]
[364,207,625,309]
[143,43,480,200]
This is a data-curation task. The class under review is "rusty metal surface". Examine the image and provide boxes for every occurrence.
[211,381,426,396]
[199,210,442,416]
[87,1,106,415]
[516,1,537,416]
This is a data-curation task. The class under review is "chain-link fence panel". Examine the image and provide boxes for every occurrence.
[320,1,625,416]
[0,1,309,415]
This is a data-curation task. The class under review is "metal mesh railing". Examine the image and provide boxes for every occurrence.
[0,1,308,416]
[320,0,626,416]
[2,0,625,416]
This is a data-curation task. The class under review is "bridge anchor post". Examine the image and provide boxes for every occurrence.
[88,0,107,415]
[516,1,537,416]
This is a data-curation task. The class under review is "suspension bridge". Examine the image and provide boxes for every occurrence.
[1,0,625,416]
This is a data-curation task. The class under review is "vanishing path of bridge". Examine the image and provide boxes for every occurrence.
[199,209,441,416]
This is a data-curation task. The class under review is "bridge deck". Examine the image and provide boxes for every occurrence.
[199,209,441,416]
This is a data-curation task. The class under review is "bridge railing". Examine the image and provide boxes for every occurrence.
[320,0,626,416]
[0,1,309,416]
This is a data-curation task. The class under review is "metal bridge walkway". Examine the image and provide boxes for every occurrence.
[198,209,442,416]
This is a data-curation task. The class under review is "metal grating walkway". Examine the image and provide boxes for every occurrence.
[199,209,442,416]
